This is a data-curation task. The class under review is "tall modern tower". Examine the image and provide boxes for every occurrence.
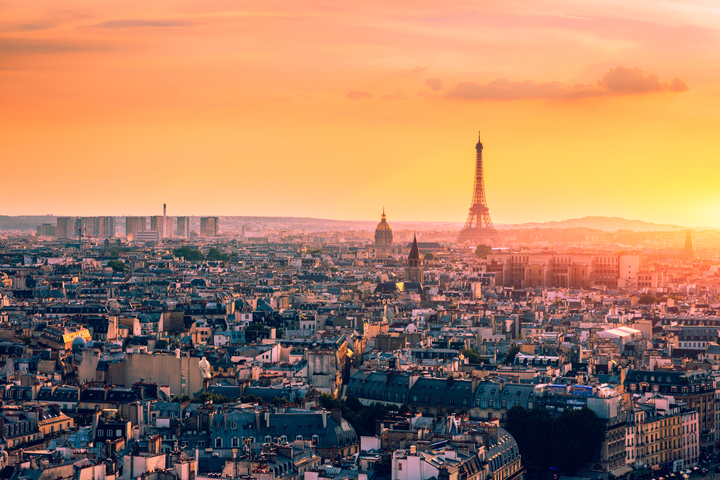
[458,132,497,244]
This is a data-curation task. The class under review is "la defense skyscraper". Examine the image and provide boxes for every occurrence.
[458,132,497,244]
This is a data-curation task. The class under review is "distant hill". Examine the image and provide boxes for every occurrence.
[503,216,682,232]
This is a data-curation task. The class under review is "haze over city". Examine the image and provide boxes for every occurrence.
[3,1,720,225]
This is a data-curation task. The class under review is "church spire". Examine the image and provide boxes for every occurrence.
[408,234,420,261]
[381,207,386,222]
[684,229,694,258]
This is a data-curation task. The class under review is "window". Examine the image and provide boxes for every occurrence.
[230,422,238,429]
[231,437,240,448]
[117,429,122,437]
[215,437,223,448]
[437,397,443,405]
[97,430,103,437]
[425,396,430,403]
[198,441,205,447]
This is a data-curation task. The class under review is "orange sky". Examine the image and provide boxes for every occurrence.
[2,1,719,226]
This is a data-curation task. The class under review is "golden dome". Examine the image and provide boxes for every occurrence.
[375,208,393,246]
[375,220,392,232]
[375,207,392,232]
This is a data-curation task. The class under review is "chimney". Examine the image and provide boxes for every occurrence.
[163,204,167,238]
[322,411,327,428]
[330,409,342,425]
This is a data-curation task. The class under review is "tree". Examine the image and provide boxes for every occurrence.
[318,394,391,437]
[475,244,493,258]
[462,348,483,364]
[191,392,233,404]
[106,260,125,272]
[552,407,605,474]
[174,246,204,261]
[398,404,410,415]
[424,253,435,261]
[503,346,520,365]
[505,406,605,476]
[206,247,230,262]
[239,394,263,404]
[638,294,657,305]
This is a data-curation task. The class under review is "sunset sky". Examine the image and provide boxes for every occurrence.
[2,1,719,226]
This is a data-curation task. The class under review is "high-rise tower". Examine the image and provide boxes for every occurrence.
[458,132,496,244]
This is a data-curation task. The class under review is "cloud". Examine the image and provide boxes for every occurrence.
[346,91,372,101]
[425,77,443,91]
[0,38,95,55]
[445,66,688,101]
[599,66,688,93]
[88,19,198,28]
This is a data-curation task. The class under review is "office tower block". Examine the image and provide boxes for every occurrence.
[94,216,116,238]
[126,216,146,241]
[55,217,77,239]
[177,217,190,238]
[200,217,219,237]
[150,216,164,237]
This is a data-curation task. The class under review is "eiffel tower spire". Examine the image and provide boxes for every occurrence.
[458,132,497,243]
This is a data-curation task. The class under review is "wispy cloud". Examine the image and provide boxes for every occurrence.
[346,91,372,101]
[87,19,198,29]
[0,38,96,55]
[444,66,688,100]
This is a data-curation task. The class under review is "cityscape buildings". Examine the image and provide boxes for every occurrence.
[1,205,719,480]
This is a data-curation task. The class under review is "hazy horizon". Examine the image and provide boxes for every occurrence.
[3,1,719,226]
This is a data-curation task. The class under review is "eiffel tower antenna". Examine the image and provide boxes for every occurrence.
[458,131,497,244]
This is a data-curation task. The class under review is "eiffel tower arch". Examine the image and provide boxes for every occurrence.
[458,132,497,244]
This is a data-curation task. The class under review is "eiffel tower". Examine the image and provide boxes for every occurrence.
[458,132,497,244]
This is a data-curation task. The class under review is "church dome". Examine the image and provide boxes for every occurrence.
[375,209,393,246]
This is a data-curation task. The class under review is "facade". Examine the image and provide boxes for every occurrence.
[681,409,700,467]
[177,217,191,238]
[484,253,659,289]
[137,230,160,242]
[55,216,77,239]
[624,370,715,452]
[126,216,146,240]
[150,216,165,237]
[200,217,219,237]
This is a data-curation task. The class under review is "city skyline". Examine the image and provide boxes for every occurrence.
[3,1,719,226]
